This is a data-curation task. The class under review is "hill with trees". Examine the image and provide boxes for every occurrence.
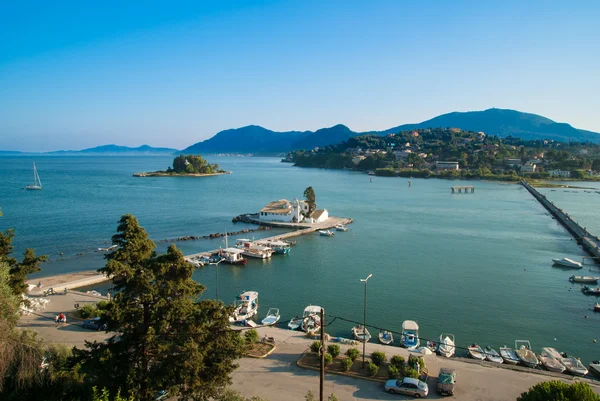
[133,155,228,177]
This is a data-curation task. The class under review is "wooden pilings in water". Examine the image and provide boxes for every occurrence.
[451,186,475,194]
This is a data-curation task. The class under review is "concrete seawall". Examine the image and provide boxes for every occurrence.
[521,180,600,264]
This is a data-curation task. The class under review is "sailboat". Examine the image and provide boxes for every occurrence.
[25,163,42,190]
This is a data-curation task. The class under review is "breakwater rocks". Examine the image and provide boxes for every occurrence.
[171,226,272,242]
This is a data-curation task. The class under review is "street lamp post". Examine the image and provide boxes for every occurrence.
[360,273,372,368]
[209,259,224,302]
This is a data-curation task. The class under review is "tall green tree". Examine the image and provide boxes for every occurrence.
[78,215,245,401]
[592,158,600,172]
[8,248,47,296]
[303,186,316,217]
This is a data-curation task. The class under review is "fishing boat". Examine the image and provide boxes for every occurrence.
[552,258,583,268]
[25,163,43,190]
[400,320,420,350]
[300,305,322,334]
[378,330,394,345]
[220,248,247,265]
[257,240,290,254]
[582,286,600,295]
[569,275,599,284]
[499,347,520,365]
[351,325,371,343]
[335,224,348,232]
[515,340,539,368]
[539,348,566,373]
[438,333,456,358]
[467,344,486,360]
[288,316,303,330]
[594,303,600,312]
[229,291,259,323]
[560,354,588,376]
[319,230,335,237]
[426,340,438,353]
[589,361,600,378]
[261,308,280,326]
[484,346,503,363]
[242,245,273,259]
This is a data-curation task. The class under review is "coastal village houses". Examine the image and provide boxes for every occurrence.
[257,198,329,224]
[548,170,571,178]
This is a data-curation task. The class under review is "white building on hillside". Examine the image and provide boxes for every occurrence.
[521,164,537,173]
[258,198,309,223]
[548,170,571,178]
[436,161,459,170]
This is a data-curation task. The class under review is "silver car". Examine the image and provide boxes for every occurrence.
[384,377,429,397]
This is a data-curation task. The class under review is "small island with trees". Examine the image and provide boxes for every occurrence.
[133,154,230,177]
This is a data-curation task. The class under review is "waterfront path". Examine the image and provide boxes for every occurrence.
[522,180,600,264]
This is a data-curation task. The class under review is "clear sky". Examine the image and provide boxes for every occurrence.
[1,0,599,152]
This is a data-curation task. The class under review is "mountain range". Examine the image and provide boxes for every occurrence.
[182,108,600,154]
[1,145,178,156]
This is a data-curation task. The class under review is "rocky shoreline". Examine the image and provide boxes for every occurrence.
[133,171,231,177]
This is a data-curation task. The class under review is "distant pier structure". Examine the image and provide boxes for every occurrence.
[451,185,475,194]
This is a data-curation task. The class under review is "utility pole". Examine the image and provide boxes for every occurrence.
[320,307,325,401]
[360,274,372,368]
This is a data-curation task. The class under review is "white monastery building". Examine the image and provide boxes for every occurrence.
[257,198,328,223]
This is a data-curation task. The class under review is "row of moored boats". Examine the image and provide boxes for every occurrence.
[552,258,600,311]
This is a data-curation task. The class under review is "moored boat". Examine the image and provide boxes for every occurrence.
[484,346,503,363]
[257,240,290,254]
[426,340,438,353]
[242,245,273,259]
[467,344,486,360]
[378,330,394,345]
[288,316,303,330]
[220,248,247,265]
[261,308,280,326]
[560,354,588,376]
[552,258,583,268]
[589,361,600,378]
[569,275,599,284]
[438,333,455,358]
[515,340,539,368]
[499,347,520,365]
[300,305,322,334]
[351,325,371,343]
[582,286,600,295]
[229,291,259,323]
[539,348,566,373]
[335,224,348,232]
[594,303,600,312]
[319,230,335,237]
[400,320,420,350]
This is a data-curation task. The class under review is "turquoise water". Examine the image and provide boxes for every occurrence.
[1,156,599,362]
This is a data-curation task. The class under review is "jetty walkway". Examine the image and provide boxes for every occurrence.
[521,180,600,264]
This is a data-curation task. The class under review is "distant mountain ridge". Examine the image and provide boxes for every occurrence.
[0,144,178,155]
[182,108,600,154]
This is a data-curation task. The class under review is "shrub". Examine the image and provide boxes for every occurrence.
[96,300,109,310]
[371,351,386,366]
[408,355,420,369]
[324,353,333,366]
[390,355,405,368]
[417,356,425,370]
[244,329,258,344]
[341,357,353,372]
[517,380,600,401]
[327,344,340,358]
[78,304,98,319]
[367,362,379,377]
[403,367,419,379]
[345,348,360,361]
[388,365,399,379]
[310,340,322,354]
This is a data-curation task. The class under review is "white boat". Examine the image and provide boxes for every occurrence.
[438,333,455,358]
[261,308,280,326]
[582,286,600,295]
[467,344,486,360]
[569,275,599,284]
[378,330,394,345]
[515,340,539,368]
[300,305,322,333]
[484,346,503,364]
[595,303,600,312]
[351,325,371,343]
[589,360,600,378]
[499,347,520,365]
[400,320,420,350]
[97,245,117,252]
[25,162,43,190]
[552,258,583,268]
[242,245,273,259]
[256,240,290,254]
[335,224,348,232]
[319,230,334,237]
[288,316,303,330]
[539,348,566,373]
[220,248,247,265]
[560,355,588,376]
[229,291,259,323]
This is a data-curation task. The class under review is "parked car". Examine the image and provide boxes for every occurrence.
[384,377,429,397]
[82,317,107,331]
[437,367,457,396]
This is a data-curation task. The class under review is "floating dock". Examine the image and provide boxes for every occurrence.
[451,185,475,194]
[521,180,600,264]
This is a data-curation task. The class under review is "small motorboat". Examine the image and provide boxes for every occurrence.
[569,275,599,284]
[351,325,371,343]
[552,257,583,268]
[288,316,303,330]
[467,344,486,360]
[539,348,566,373]
[319,230,335,237]
[261,308,280,326]
[484,346,503,364]
[594,303,600,312]
[400,320,420,350]
[499,347,520,365]
[426,340,438,353]
[335,224,348,232]
[229,291,259,323]
[301,314,320,334]
[589,360,600,378]
[378,330,394,345]
[582,286,600,295]
[515,340,539,368]
[560,355,588,376]
[438,333,455,358]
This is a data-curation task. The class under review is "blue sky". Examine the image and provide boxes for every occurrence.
[1,0,599,151]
